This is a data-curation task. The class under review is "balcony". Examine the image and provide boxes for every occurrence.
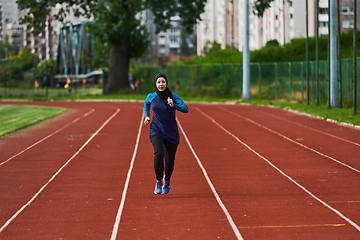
[319,26,328,35]
[169,42,179,48]
[158,38,166,45]
[319,0,328,8]
[319,14,329,22]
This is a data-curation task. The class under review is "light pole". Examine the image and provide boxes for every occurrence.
[329,0,338,108]
[242,0,251,100]
[337,0,342,108]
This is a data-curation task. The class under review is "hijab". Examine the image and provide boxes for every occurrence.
[155,73,173,107]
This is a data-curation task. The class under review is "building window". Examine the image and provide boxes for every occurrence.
[349,7,354,15]
[319,22,328,27]
[169,48,177,55]
[342,20,350,28]
[342,7,349,15]
[159,47,165,54]
[350,20,354,28]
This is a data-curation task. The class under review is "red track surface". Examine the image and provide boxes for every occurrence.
[0,101,359,239]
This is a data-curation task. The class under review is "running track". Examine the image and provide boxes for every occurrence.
[0,101,359,239]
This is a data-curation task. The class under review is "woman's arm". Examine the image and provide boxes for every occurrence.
[172,93,189,113]
[144,92,156,118]
[144,94,152,125]
[144,96,151,118]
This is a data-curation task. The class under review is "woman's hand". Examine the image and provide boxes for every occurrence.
[167,97,174,107]
[144,117,150,125]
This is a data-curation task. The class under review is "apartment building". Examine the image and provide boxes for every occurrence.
[339,0,359,31]
[198,0,360,55]
[305,0,360,36]
[142,9,195,58]
[159,16,182,55]
[231,0,305,52]
[21,18,58,61]
[197,0,226,55]
[1,0,20,42]
[7,21,22,46]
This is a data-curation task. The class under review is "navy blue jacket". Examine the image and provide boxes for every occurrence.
[144,92,188,144]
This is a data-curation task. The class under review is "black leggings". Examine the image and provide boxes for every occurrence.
[150,135,178,181]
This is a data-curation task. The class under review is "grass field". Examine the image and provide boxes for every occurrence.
[0,105,67,137]
[240,99,360,127]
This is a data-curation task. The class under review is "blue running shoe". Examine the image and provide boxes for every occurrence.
[154,180,162,194]
[162,177,170,194]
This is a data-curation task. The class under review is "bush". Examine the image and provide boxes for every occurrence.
[171,30,360,65]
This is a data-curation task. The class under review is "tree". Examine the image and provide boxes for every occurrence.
[31,59,57,87]
[202,41,221,55]
[180,27,194,56]
[265,39,280,47]
[0,42,19,59]
[0,49,37,81]
[252,0,275,17]
[17,0,207,93]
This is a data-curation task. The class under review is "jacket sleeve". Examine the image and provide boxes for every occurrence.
[144,93,153,118]
[172,93,189,113]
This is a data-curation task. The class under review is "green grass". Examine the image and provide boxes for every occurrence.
[240,99,360,127]
[0,105,67,137]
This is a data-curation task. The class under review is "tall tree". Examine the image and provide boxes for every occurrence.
[180,27,194,56]
[17,0,207,93]
[253,0,275,17]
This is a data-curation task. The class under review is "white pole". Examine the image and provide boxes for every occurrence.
[330,0,338,107]
[242,0,251,100]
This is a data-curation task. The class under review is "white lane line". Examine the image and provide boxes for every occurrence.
[196,107,360,232]
[177,120,244,240]
[0,108,95,166]
[220,107,360,174]
[0,108,120,233]
[110,112,144,240]
[253,107,360,147]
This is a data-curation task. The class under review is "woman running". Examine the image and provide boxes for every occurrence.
[144,73,189,194]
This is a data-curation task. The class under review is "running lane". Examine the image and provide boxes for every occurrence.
[175,103,360,240]
[220,104,360,170]
[115,106,240,239]
[217,104,360,227]
[0,102,143,239]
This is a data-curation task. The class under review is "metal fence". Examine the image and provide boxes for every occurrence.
[0,74,102,98]
[134,59,360,108]
[1,59,359,108]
